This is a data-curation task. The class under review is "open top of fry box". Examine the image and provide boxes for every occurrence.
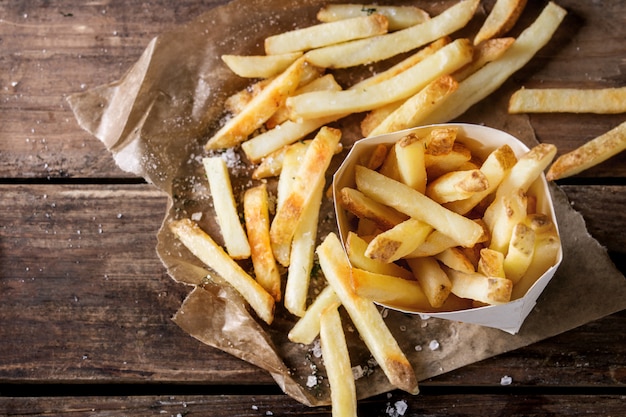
[333,123,563,334]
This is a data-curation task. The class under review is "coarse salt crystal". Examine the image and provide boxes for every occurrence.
[500,375,513,385]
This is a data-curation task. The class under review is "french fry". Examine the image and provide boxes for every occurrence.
[425,142,473,179]
[317,4,430,31]
[477,248,506,278]
[434,247,476,274]
[362,143,389,171]
[244,184,281,301]
[288,38,473,120]
[444,144,518,215]
[319,305,358,417]
[546,120,626,181]
[350,267,432,311]
[503,222,536,283]
[345,231,414,281]
[265,14,389,55]
[474,0,527,45]
[393,133,427,193]
[206,57,306,150]
[446,267,513,305]
[406,256,452,308]
[453,37,515,81]
[365,218,433,263]
[169,219,275,324]
[367,75,459,137]
[425,127,458,156]
[221,52,303,78]
[288,285,341,345]
[224,78,272,115]
[338,187,408,231]
[316,233,418,394]
[426,168,489,204]
[356,165,485,248]
[420,2,567,125]
[285,176,325,317]
[509,86,626,114]
[304,0,479,68]
[406,230,459,258]
[251,141,306,180]
[270,127,341,266]
[202,156,251,259]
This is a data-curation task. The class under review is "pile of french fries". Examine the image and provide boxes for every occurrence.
[164,1,588,414]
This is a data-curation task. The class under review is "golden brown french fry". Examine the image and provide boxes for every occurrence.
[320,305,358,417]
[425,142,473,179]
[362,143,389,171]
[338,187,408,231]
[453,37,515,81]
[474,0,527,45]
[202,156,251,259]
[425,127,458,156]
[345,231,414,281]
[405,230,457,258]
[477,248,506,278]
[426,169,489,204]
[350,267,432,311]
[356,166,485,248]
[224,78,272,115]
[270,127,341,266]
[304,0,479,68]
[434,247,475,274]
[288,285,341,345]
[206,57,306,150]
[444,144,517,215]
[546,120,626,181]
[421,2,567,125]
[367,75,459,137]
[503,222,536,283]
[169,219,275,324]
[317,4,430,31]
[221,52,303,78]
[316,233,418,394]
[406,256,452,308]
[265,14,389,55]
[393,133,427,193]
[244,184,281,301]
[288,38,473,119]
[365,218,433,263]
[446,267,513,305]
[509,86,626,114]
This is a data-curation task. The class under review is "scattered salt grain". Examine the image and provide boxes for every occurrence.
[311,339,322,358]
[191,212,203,221]
[428,340,440,351]
[306,375,318,388]
[414,345,422,352]
[500,375,513,386]
[352,365,365,380]
[386,400,408,417]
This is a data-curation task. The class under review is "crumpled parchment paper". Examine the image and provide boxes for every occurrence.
[68,0,626,406]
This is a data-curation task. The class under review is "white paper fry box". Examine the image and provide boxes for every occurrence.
[333,123,563,334]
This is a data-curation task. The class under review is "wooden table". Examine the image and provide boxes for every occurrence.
[1,1,625,415]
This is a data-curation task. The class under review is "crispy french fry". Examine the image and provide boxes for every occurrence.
[304,0,479,68]
[285,176,324,317]
[356,166,485,248]
[265,14,389,55]
[405,230,458,258]
[393,133,427,193]
[425,142,473,179]
[453,37,515,81]
[406,256,452,308]
[426,169,489,204]
[288,285,341,345]
[221,52,303,78]
[270,127,341,266]
[317,4,430,31]
[320,305,358,417]
[477,248,506,278]
[169,219,275,324]
[203,156,251,259]
[509,86,626,114]
[444,144,518,215]
[434,247,475,274]
[368,75,459,137]
[244,184,281,301]
[350,267,432,311]
[251,141,307,180]
[546,120,626,181]
[446,267,513,305]
[224,78,272,115]
[362,143,389,171]
[365,218,433,263]
[288,38,473,119]
[421,2,567,125]
[425,127,458,156]
[206,57,306,150]
[316,233,418,394]
[474,0,527,45]
[345,231,414,281]
[338,187,408,231]
[503,222,536,283]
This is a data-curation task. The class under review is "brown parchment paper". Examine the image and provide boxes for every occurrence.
[68,0,626,407]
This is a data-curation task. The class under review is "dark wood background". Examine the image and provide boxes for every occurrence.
[1,0,625,415]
